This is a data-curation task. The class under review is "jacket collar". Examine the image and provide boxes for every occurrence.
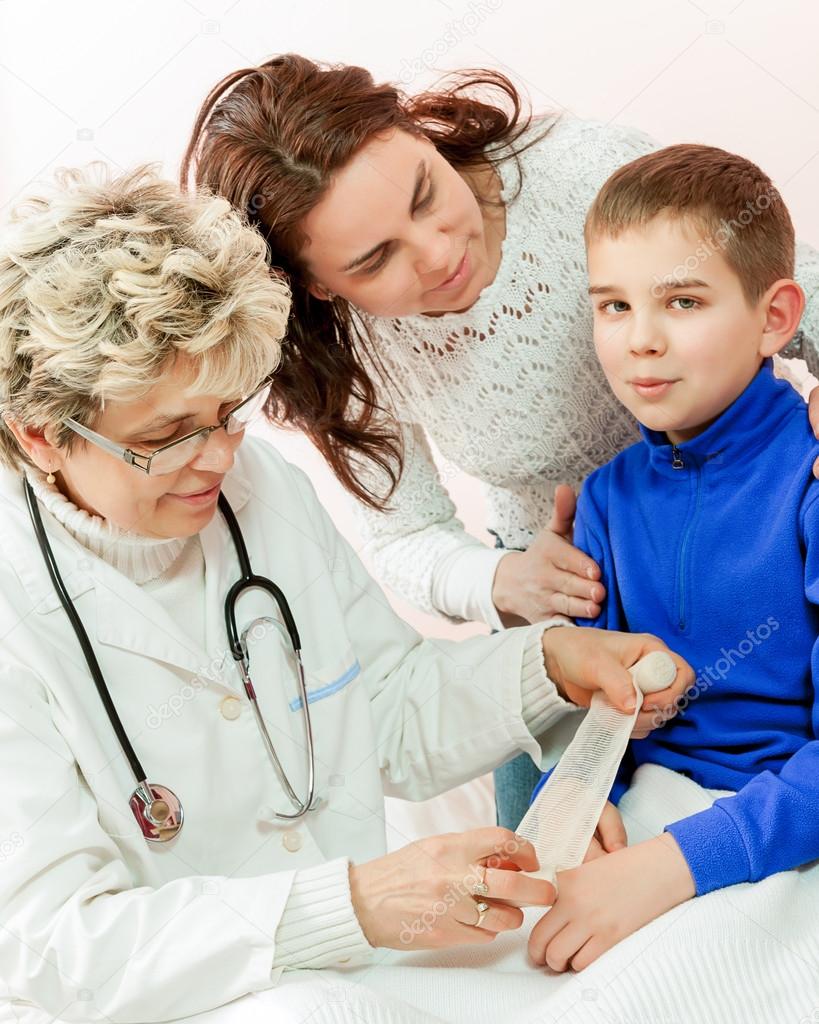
[638,359,803,477]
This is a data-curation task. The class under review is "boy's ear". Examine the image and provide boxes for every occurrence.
[759,279,805,358]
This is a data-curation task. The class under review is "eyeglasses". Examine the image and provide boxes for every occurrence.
[64,378,272,476]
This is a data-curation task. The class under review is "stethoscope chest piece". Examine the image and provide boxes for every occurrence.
[130,782,184,842]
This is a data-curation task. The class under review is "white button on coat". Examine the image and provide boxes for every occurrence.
[282,831,302,852]
[219,696,242,720]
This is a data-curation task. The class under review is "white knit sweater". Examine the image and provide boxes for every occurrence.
[354,115,819,630]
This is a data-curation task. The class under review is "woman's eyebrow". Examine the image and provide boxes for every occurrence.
[341,159,428,273]
[133,412,190,432]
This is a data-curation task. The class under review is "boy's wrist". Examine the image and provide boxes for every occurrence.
[653,832,697,903]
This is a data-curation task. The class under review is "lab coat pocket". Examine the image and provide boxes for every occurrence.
[325,774,379,822]
[289,652,361,713]
[295,649,375,823]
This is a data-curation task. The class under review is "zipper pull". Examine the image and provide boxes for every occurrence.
[671,445,684,469]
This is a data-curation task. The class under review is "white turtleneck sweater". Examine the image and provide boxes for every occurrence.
[26,467,207,644]
[24,467,374,969]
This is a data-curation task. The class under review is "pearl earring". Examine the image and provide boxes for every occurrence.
[46,468,56,485]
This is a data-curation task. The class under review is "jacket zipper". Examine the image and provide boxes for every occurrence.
[671,446,702,631]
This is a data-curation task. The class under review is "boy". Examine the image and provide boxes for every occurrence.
[528,144,819,972]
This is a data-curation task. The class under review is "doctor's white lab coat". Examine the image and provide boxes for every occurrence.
[0,438,574,1023]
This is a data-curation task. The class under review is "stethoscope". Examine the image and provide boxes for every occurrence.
[25,480,318,844]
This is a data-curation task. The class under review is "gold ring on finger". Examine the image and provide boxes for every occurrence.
[470,864,490,898]
[473,899,490,928]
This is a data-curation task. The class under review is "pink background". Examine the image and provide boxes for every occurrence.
[2,0,817,641]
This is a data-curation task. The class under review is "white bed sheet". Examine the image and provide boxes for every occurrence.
[147,764,819,1024]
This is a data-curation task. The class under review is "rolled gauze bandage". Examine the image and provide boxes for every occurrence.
[516,649,677,887]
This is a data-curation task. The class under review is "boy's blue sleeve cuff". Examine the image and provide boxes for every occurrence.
[609,777,629,806]
[665,802,752,895]
[530,766,552,805]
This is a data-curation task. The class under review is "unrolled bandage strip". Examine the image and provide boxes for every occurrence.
[516,650,677,886]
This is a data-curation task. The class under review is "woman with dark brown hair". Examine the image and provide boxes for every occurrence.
[181,53,819,831]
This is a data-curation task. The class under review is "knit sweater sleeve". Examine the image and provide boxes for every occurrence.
[665,488,819,895]
[352,417,506,626]
[274,859,373,969]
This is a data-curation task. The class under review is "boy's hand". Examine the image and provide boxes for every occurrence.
[583,801,627,862]
[528,833,696,972]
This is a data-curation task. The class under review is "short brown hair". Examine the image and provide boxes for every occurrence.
[584,143,795,305]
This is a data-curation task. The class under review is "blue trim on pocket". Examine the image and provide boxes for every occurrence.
[289,660,361,712]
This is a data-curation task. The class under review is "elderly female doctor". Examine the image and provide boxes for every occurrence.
[0,165,689,1024]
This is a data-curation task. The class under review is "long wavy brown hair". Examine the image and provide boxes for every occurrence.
[181,54,551,508]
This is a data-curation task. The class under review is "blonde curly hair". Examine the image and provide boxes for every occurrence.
[0,162,290,469]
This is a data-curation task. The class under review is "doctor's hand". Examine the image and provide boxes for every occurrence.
[541,626,693,716]
[491,485,605,627]
[348,827,555,951]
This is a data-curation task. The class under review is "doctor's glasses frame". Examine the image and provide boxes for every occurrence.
[63,377,273,475]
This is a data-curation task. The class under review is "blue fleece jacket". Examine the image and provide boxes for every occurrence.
[532,360,819,895]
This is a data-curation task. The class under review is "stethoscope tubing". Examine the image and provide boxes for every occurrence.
[24,478,150,787]
[219,492,317,819]
[25,479,318,841]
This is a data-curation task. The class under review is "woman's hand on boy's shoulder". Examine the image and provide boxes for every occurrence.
[808,386,819,478]
[492,485,606,625]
